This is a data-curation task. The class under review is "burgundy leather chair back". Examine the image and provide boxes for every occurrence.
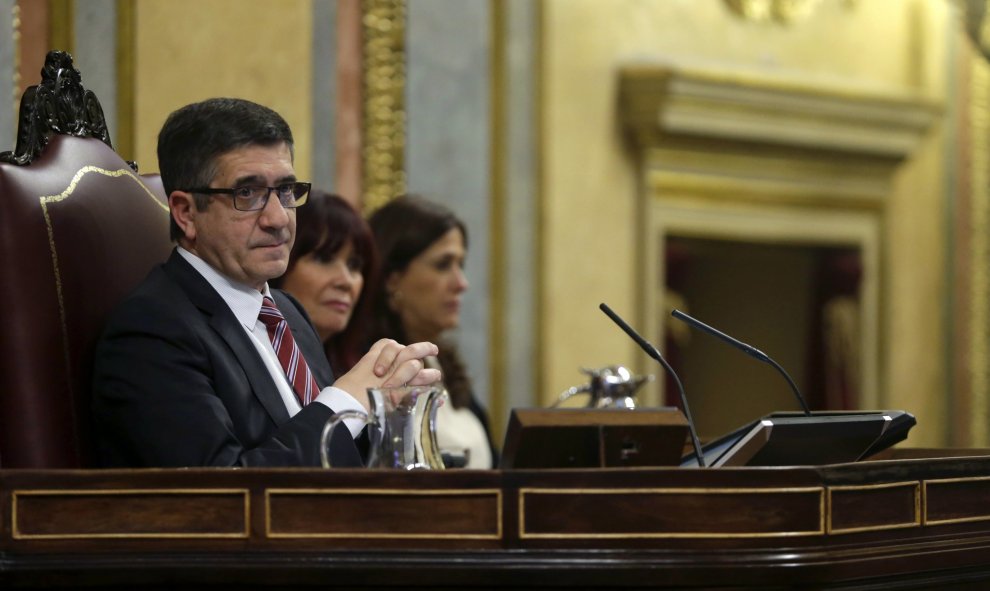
[0,53,172,468]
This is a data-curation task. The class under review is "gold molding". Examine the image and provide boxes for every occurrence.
[645,145,892,207]
[642,197,881,409]
[360,0,406,212]
[533,0,545,407]
[48,0,73,53]
[620,65,940,159]
[826,481,920,535]
[115,0,135,163]
[265,487,503,539]
[969,54,990,446]
[518,486,825,539]
[40,165,169,373]
[489,0,507,444]
[12,488,250,540]
[923,475,990,526]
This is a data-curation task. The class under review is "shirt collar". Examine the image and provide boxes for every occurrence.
[177,247,272,330]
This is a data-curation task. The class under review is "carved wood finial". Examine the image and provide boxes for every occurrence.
[0,50,133,170]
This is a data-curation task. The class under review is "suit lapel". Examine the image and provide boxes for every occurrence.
[163,251,291,426]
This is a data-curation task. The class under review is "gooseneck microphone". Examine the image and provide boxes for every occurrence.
[670,309,812,416]
[599,303,706,467]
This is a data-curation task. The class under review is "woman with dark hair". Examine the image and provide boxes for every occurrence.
[272,191,378,376]
[368,195,496,469]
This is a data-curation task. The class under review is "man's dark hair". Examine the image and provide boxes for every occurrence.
[158,97,294,241]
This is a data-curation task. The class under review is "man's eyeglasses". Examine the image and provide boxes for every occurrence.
[182,182,312,211]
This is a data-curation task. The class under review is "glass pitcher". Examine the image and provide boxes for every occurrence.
[320,385,447,470]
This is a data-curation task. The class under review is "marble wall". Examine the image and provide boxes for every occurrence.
[1,0,971,447]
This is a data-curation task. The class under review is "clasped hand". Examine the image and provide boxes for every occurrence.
[333,339,441,411]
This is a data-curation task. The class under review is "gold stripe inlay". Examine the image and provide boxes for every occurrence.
[519,486,825,539]
[40,165,168,377]
[970,51,990,446]
[826,481,921,535]
[265,487,503,540]
[49,0,74,55]
[488,0,508,460]
[115,0,136,161]
[12,487,250,540]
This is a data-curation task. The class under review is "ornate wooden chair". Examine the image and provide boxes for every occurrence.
[0,51,171,468]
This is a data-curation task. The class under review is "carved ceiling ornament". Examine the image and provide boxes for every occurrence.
[962,0,990,61]
[724,0,847,25]
[0,50,123,169]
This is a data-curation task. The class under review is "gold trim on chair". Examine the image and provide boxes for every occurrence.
[40,165,168,372]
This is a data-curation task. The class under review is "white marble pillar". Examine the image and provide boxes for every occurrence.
[406,0,493,410]
[73,0,117,146]
[312,0,337,192]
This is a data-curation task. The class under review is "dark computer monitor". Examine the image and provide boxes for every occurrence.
[680,410,916,468]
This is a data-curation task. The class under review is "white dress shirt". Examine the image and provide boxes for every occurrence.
[178,248,365,437]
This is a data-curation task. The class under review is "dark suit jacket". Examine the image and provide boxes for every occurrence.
[92,249,362,467]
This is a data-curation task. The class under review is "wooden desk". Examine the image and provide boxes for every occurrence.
[4,451,990,589]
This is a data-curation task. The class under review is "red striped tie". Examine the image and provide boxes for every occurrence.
[258,296,319,406]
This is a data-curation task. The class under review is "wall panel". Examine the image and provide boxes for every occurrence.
[133,0,313,179]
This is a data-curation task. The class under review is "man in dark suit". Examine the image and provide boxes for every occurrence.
[92,98,439,467]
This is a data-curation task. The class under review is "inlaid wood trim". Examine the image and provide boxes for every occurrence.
[518,486,825,539]
[265,487,503,539]
[12,488,250,540]
[826,481,921,535]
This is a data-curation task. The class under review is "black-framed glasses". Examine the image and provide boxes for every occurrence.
[182,182,312,211]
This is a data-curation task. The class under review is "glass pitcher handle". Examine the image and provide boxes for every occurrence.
[320,409,373,468]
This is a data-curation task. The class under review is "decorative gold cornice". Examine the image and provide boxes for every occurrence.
[620,65,940,159]
[361,0,406,212]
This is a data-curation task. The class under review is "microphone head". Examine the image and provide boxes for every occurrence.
[600,303,661,361]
